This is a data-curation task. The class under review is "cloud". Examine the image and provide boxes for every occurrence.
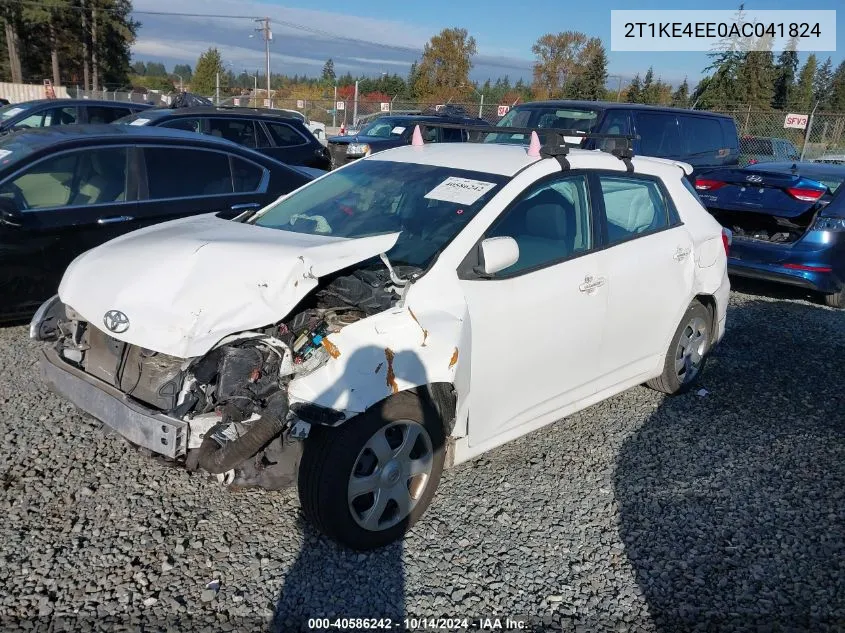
[130,0,534,80]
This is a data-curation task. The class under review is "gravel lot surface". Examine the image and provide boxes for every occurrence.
[1,282,843,632]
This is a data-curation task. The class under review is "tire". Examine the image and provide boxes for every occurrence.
[646,302,713,395]
[298,391,445,550]
[823,289,845,309]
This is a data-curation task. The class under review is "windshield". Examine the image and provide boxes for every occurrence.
[358,118,410,138]
[251,159,508,268]
[0,103,32,121]
[486,105,599,145]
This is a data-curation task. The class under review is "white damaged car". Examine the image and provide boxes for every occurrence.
[32,127,730,549]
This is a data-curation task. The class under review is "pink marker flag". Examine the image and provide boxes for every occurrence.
[411,125,424,146]
[527,131,541,157]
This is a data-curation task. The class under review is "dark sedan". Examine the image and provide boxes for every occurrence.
[0,124,316,322]
[695,162,845,307]
[0,99,152,134]
[116,106,331,170]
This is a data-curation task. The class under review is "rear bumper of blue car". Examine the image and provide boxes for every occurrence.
[728,258,840,292]
[727,231,845,294]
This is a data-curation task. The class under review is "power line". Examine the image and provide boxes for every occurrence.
[3,0,534,73]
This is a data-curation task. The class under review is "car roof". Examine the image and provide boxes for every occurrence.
[1,123,250,152]
[8,98,152,108]
[512,100,734,119]
[138,106,305,121]
[370,114,486,124]
[367,142,688,178]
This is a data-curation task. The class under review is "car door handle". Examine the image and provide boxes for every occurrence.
[673,246,691,262]
[97,215,134,225]
[578,275,606,293]
[231,202,261,211]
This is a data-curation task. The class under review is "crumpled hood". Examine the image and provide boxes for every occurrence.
[59,214,400,358]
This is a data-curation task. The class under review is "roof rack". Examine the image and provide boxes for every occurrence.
[412,122,638,169]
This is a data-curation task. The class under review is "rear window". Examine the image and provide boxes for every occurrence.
[635,112,681,158]
[740,137,774,155]
[680,116,724,155]
[488,105,600,145]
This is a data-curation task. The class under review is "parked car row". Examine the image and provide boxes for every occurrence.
[1,95,840,552]
[0,125,316,321]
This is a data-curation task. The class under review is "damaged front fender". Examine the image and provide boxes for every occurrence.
[287,303,467,424]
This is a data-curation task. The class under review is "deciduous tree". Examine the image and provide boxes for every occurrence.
[414,28,477,101]
[531,31,588,99]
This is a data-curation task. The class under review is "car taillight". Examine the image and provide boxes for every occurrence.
[722,227,732,256]
[748,158,758,164]
[695,178,726,191]
[786,187,825,202]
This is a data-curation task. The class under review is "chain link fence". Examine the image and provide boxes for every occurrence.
[40,87,845,161]
[710,108,845,161]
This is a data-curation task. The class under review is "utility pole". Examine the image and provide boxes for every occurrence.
[255,17,272,106]
[353,80,359,128]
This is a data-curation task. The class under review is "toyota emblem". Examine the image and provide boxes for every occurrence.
[103,310,130,334]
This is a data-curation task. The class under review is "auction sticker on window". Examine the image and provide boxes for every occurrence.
[0,149,13,161]
[129,118,150,126]
[425,177,496,205]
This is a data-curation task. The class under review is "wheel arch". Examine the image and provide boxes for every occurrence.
[692,293,718,344]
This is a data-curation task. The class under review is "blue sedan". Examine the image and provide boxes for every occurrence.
[694,162,845,307]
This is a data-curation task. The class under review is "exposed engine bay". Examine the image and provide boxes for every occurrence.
[46,261,423,489]
[710,208,817,244]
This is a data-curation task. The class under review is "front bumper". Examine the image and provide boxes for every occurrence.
[40,347,188,458]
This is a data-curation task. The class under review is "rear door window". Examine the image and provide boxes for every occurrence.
[208,118,259,149]
[86,105,132,124]
[634,112,681,158]
[679,116,724,156]
[265,122,307,147]
[231,157,265,192]
[599,176,670,245]
[16,106,77,128]
[143,147,232,198]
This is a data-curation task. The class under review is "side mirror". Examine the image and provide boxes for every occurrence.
[0,197,24,227]
[477,236,519,276]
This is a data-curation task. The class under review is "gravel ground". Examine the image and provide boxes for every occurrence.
[1,282,844,632]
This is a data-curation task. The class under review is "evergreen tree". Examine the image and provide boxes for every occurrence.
[813,57,833,109]
[192,47,224,95]
[793,54,817,112]
[626,74,642,103]
[736,49,776,109]
[829,60,845,112]
[640,66,657,103]
[321,58,335,82]
[671,78,689,107]
[772,37,799,109]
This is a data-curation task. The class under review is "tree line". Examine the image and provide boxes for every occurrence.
[3,2,844,114]
[0,0,136,90]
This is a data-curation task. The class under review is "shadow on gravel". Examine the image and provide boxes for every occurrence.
[271,346,436,632]
[615,298,845,631]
